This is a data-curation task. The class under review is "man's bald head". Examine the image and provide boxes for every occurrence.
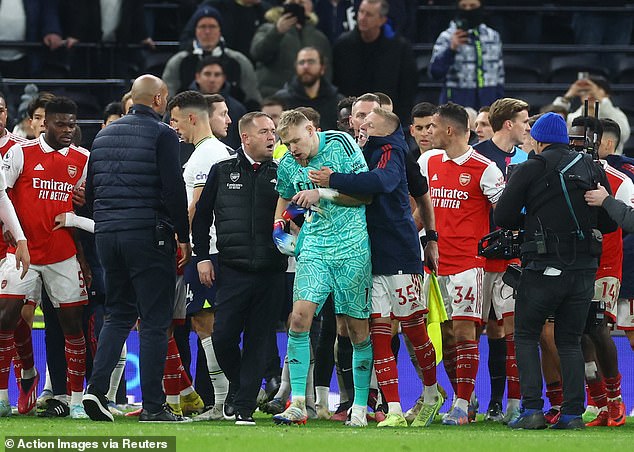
[131,75,169,114]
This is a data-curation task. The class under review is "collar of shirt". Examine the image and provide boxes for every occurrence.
[243,150,259,166]
[39,135,70,156]
[442,146,474,165]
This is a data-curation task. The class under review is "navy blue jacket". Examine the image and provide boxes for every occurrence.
[329,127,421,274]
[86,104,189,241]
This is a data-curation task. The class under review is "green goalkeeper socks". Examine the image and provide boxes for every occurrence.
[352,336,373,408]
[288,330,310,398]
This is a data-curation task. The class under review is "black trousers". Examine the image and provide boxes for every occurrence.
[212,264,284,416]
[91,229,176,413]
[514,267,594,416]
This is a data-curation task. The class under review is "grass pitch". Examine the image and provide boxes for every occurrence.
[2,414,634,452]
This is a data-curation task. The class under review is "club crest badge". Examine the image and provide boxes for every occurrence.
[68,165,77,178]
[459,173,471,186]
[230,172,240,182]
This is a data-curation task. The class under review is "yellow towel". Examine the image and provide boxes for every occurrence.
[427,272,448,364]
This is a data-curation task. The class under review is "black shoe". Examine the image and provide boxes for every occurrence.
[334,400,352,415]
[235,412,256,426]
[224,389,236,418]
[38,398,70,418]
[485,401,504,422]
[82,386,114,422]
[265,377,281,401]
[508,408,547,430]
[139,404,192,423]
[551,414,585,430]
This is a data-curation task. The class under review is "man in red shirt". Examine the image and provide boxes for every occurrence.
[0,97,89,419]
[418,102,504,425]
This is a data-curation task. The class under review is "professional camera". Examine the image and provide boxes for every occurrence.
[478,229,522,260]
[569,100,600,161]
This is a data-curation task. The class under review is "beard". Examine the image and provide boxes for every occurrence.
[299,72,320,87]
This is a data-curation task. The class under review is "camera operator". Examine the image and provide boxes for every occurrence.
[494,112,617,430]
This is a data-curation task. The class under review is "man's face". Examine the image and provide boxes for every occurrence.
[243,116,276,161]
[357,0,387,34]
[262,105,284,127]
[102,114,122,128]
[429,113,449,149]
[459,0,481,10]
[296,48,324,87]
[474,111,493,142]
[281,122,315,164]
[195,17,221,50]
[44,113,77,149]
[350,100,379,137]
[170,106,195,143]
[209,101,231,138]
[0,98,7,136]
[508,110,530,146]
[337,107,352,134]
[30,107,46,137]
[196,64,226,94]
[410,115,434,153]
[360,111,387,140]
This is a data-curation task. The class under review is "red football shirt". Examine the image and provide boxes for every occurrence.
[419,147,505,275]
[3,136,88,265]
[0,131,26,259]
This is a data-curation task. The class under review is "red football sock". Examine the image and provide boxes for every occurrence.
[585,383,595,406]
[179,365,193,392]
[455,340,479,402]
[64,333,86,393]
[370,322,399,403]
[163,337,183,396]
[0,330,15,390]
[546,381,563,407]
[14,317,33,371]
[401,316,436,386]
[443,345,458,394]
[604,374,622,400]
[586,378,607,409]
[505,333,520,399]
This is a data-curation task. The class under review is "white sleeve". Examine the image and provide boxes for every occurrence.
[76,159,88,189]
[63,212,95,233]
[480,162,505,204]
[615,177,634,207]
[0,172,26,241]
[2,144,24,188]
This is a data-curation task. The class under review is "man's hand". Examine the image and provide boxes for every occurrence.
[292,189,320,208]
[14,239,30,280]
[72,183,86,207]
[424,241,439,273]
[276,13,298,33]
[77,252,93,288]
[43,33,64,50]
[197,260,215,288]
[66,37,80,48]
[53,212,69,231]
[272,220,296,256]
[3,228,16,247]
[585,182,610,207]
[308,167,334,187]
[177,242,192,269]
[450,29,469,51]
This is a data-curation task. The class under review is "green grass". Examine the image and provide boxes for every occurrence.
[2,414,634,452]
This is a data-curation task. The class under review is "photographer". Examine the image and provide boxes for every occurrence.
[494,113,617,430]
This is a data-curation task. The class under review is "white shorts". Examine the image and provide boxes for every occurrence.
[0,254,87,308]
[371,274,426,320]
[435,267,484,323]
[481,271,515,321]
[173,274,187,323]
[616,297,634,331]
[594,277,620,323]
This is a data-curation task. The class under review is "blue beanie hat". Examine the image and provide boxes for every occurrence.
[192,5,223,31]
[530,112,569,144]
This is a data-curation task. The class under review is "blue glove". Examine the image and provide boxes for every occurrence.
[272,220,296,256]
[282,203,307,227]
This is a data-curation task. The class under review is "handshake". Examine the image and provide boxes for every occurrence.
[272,203,307,256]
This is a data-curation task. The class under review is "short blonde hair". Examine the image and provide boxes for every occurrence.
[371,106,400,134]
[277,109,310,140]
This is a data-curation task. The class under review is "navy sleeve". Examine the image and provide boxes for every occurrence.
[406,149,427,198]
[192,163,220,261]
[156,125,190,242]
[329,145,403,194]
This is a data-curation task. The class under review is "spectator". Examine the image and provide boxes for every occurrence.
[162,5,261,109]
[179,0,272,60]
[261,97,286,128]
[190,56,247,150]
[314,0,356,44]
[251,0,332,98]
[429,0,504,110]
[0,0,64,77]
[552,75,630,154]
[274,47,343,130]
[332,0,417,123]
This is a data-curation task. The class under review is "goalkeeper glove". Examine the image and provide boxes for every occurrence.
[272,220,296,256]
[282,203,307,227]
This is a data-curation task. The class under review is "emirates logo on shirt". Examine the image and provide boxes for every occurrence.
[459,173,471,186]
[67,165,77,178]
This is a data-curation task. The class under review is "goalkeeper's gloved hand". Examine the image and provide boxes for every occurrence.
[282,203,307,227]
[272,220,296,256]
